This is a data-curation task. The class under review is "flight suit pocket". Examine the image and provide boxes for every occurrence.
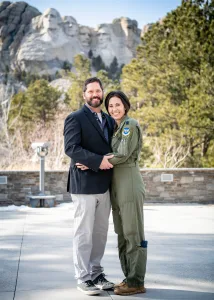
[112,209,123,235]
[120,202,137,236]
[136,246,147,278]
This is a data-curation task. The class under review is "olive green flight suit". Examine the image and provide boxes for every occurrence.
[109,115,147,287]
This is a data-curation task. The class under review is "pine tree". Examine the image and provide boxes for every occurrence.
[122,0,214,167]
[96,70,121,102]
[88,50,93,59]
[62,60,72,72]
[67,54,91,110]
[92,55,106,72]
[9,79,61,126]
[108,57,119,79]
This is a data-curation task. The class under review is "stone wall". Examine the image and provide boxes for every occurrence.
[141,169,214,203]
[0,171,70,206]
[0,169,213,206]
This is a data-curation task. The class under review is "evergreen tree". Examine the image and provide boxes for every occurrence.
[92,55,106,72]
[14,68,22,81]
[62,60,72,72]
[67,54,91,110]
[96,70,121,100]
[88,50,93,59]
[122,0,214,167]
[108,57,119,79]
[9,79,61,126]
[55,70,62,79]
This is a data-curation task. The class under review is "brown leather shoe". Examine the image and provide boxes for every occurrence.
[114,283,146,295]
[114,280,126,288]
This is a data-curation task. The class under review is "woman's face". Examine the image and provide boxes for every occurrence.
[108,96,126,123]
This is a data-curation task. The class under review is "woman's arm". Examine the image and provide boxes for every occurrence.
[108,124,141,165]
[76,123,141,169]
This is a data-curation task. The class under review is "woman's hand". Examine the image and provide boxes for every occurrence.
[76,163,89,170]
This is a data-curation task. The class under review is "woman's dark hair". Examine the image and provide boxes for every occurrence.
[83,77,103,92]
[105,91,131,114]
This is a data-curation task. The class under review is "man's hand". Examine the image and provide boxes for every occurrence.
[76,163,89,170]
[99,155,114,170]
[76,155,114,171]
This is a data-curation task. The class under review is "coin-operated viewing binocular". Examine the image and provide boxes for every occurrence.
[29,142,56,207]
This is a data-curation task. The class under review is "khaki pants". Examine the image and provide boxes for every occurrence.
[71,190,111,283]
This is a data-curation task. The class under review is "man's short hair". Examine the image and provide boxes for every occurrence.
[83,77,103,92]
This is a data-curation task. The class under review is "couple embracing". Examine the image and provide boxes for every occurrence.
[64,77,147,296]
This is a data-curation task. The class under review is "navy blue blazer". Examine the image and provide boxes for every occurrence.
[64,105,115,194]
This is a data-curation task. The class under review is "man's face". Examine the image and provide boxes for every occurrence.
[43,9,60,30]
[79,26,91,47]
[63,16,78,37]
[97,27,111,48]
[83,82,103,108]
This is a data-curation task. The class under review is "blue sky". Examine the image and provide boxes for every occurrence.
[10,0,182,29]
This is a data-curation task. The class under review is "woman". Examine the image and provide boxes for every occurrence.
[105,91,147,296]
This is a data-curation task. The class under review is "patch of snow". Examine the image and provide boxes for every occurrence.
[0,203,73,211]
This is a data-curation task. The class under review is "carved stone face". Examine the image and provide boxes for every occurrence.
[63,16,78,37]
[79,26,92,47]
[42,8,61,31]
[121,17,138,36]
[96,26,111,48]
[120,17,139,49]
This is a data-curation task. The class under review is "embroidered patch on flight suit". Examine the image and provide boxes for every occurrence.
[122,127,130,137]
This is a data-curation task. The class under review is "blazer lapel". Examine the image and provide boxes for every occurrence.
[83,105,108,143]
[105,114,114,144]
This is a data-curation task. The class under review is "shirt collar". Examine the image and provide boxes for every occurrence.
[115,115,129,131]
[84,103,105,118]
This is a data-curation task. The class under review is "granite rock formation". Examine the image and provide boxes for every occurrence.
[0,1,142,76]
[92,17,141,66]
[0,2,142,75]
[0,1,40,72]
[15,8,142,74]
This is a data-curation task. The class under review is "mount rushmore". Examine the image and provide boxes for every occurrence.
[0,1,143,75]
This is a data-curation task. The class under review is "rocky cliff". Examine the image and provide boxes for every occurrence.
[0,1,142,76]
[0,1,144,109]
[0,1,41,72]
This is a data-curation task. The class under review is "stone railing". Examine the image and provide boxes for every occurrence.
[0,169,213,206]
[141,168,214,203]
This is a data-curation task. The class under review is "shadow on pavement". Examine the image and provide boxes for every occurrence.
[108,288,214,299]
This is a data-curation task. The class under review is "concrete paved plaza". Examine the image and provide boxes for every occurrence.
[0,204,214,300]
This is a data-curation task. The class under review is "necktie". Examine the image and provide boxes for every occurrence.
[94,113,109,141]
[94,113,103,128]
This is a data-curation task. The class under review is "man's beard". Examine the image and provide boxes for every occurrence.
[86,96,103,108]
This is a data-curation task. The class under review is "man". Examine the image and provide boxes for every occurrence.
[64,77,115,295]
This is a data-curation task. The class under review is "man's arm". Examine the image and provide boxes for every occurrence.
[76,154,114,171]
[64,115,103,171]
[64,115,113,171]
